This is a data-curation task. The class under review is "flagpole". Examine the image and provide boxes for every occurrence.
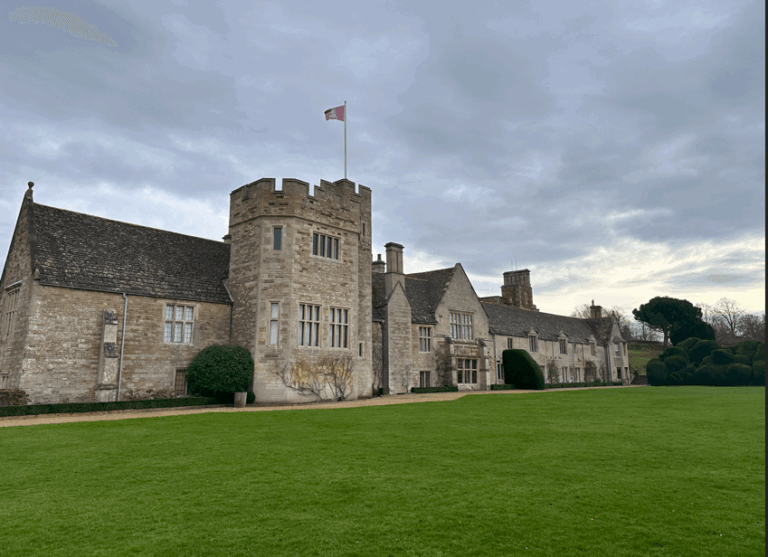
[344,100,347,179]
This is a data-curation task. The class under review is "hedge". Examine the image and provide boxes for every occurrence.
[0,397,219,418]
[410,386,459,393]
[490,384,515,390]
[752,360,765,386]
[660,346,690,364]
[502,349,545,390]
[646,358,668,386]
[689,340,719,365]
[544,381,623,389]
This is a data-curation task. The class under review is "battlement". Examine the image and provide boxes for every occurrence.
[229,177,372,233]
[231,177,371,203]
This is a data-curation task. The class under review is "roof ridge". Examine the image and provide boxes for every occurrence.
[33,203,227,245]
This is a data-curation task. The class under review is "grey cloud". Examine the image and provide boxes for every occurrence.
[8,6,118,46]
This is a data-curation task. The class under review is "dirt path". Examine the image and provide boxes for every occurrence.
[0,385,642,428]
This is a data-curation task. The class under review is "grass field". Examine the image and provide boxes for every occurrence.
[628,343,664,376]
[1,387,764,557]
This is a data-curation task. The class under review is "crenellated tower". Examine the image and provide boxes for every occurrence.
[226,177,372,403]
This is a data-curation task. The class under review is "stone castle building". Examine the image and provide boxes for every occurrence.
[0,179,628,404]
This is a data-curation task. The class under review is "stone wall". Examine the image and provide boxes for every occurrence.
[18,285,230,404]
[0,189,34,390]
[227,178,373,403]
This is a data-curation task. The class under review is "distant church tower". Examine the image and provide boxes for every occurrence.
[226,178,373,403]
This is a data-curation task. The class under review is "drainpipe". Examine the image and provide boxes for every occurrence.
[116,293,128,401]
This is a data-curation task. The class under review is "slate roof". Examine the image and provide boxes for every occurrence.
[371,266,457,325]
[31,203,232,304]
[483,302,616,344]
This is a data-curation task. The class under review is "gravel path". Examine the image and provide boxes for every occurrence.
[0,385,640,428]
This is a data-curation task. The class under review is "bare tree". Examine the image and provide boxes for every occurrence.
[630,321,663,342]
[275,358,325,400]
[740,313,766,342]
[323,355,354,401]
[396,364,413,394]
[571,304,591,319]
[713,298,746,338]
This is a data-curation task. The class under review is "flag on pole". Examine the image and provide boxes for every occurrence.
[325,102,347,178]
[324,105,345,121]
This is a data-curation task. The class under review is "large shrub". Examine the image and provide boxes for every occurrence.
[660,346,690,365]
[677,337,701,353]
[646,359,668,386]
[725,363,752,386]
[689,340,720,365]
[690,365,721,386]
[711,349,735,366]
[502,349,545,390]
[755,344,766,362]
[186,344,254,397]
[733,355,750,366]
[670,320,715,346]
[752,360,766,386]
[735,340,761,364]
[664,355,688,376]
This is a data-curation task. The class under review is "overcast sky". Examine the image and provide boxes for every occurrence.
[1,0,764,318]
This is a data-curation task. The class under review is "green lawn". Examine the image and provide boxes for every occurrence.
[1,387,764,557]
[628,343,664,375]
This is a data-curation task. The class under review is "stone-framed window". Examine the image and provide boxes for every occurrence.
[590,341,596,356]
[174,368,188,396]
[615,343,621,357]
[457,358,478,384]
[559,339,567,354]
[507,337,514,349]
[617,367,622,379]
[575,367,581,382]
[165,304,194,343]
[312,232,340,260]
[329,307,348,348]
[418,327,432,352]
[419,371,430,388]
[2,286,20,340]
[273,227,282,250]
[450,312,473,340]
[298,304,320,346]
[528,335,538,352]
[269,303,280,345]
[496,361,503,381]
[561,367,568,381]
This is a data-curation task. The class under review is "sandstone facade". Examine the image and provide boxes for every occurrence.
[1,178,628,406]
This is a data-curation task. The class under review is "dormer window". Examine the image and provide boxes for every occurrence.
[528,330,538,352]
[559,338,567,354]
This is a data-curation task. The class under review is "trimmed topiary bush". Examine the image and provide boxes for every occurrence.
[676,337,702,353]
[246,391,255,404]
[646,359,668,386]
[733,355,750,366]
[711,349,735,366]
[735,340,761,364]
[660,346,690,364]
[664,355,688,375]
[755,343,765,362]
[689,340,720,365]
[751,360,765,386]
[725,363,752,385]
[186,344,254,398]
[502,349,545,390]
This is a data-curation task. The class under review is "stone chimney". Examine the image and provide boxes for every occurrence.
[590,300,603,319]
[384,242,405,298]
[501,269,537,311]
[372,253,385,274]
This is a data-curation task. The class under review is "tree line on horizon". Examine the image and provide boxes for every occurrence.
[572,297,764,349]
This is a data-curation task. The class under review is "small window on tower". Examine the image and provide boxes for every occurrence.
[273,227,282,250]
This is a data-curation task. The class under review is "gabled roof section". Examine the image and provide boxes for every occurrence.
[31,203,232,304]
[405,266,456,324]
[371,266,456,325]
[483,302,616,344]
